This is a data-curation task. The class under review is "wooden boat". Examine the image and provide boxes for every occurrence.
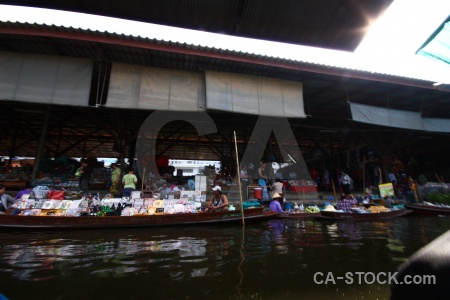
[315,209,412,220]
[404,203,450,215]
[277,212,320,219]
[0,207,279,229]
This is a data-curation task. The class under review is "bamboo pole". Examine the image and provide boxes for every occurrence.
[141,167,146,191]
[234,131,245,226]
[362,156,366,195]
[332,179,337,203]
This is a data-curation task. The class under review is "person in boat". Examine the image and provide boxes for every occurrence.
[186,178,195,190]
[110,163,121,198]
[171,182,181,192]
[122,168,138,197]
[157,182,172,199]
[146,178,158,192]
[337,193,357,213]
[270,178,285,207]
[78,160,92,192]
[0,184,18,215]
[205,186,229,212]
[270,178,284,196]
[269,193,285,214]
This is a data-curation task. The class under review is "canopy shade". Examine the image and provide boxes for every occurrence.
[417,18,450,66]
[350,102,450,133]
[205,71,306,118]
[0,51,92,106]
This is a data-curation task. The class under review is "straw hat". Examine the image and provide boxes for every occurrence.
[323,204,336,212]
[272,193,283,199]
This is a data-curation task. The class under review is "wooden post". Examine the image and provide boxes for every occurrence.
[234,131,245,226]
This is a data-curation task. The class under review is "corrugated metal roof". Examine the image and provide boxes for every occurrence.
[1,20,446,88]
[1,19,450,160]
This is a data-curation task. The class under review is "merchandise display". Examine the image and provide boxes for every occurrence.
[10,190,206,217]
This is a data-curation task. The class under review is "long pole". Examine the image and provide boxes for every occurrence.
[234,131,245,226]
[331,179,337,203]
[362,156,366,194]
[141,167,146,191]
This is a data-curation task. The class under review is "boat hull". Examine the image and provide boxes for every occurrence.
[0,208,278,229]
[316,209,412,220]
[404,204,450,215]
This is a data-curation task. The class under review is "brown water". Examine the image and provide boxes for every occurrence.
[0,215,449,300]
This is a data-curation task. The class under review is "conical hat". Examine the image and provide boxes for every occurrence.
[323,204,336,211]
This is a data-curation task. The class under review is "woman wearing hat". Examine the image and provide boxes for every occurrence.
[205,186,229,212]
[270,193,285,214]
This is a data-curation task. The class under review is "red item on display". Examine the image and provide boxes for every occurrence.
[47,190,65,200]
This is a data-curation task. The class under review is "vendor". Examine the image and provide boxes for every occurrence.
[79,160,92,192]
[269,193,285,214]
[110,163,121,197]
[337,193,357,213]
[205,186,229,212]
[0,184,18,215]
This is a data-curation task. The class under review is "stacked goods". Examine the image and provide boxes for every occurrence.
[10,194,208,217]
[368,206,389,213]
[304,205,320,213]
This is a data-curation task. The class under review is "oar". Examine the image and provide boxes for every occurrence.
[234,131,245,226]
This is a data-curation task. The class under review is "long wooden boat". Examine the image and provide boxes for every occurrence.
[404,203,450,215]
[0,207,279,229]
[277,212,320,219]
[315,209,412,220]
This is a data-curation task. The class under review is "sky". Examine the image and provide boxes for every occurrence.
[0,0,449,85]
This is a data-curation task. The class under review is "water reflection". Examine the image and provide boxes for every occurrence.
[0,216,448,299]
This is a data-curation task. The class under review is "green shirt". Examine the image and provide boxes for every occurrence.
[111,168,121,183]
[122,173,137,189]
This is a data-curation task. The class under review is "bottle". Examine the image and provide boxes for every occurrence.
[300,204,304,211]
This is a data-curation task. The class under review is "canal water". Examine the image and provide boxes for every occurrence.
[0,215,449,300]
